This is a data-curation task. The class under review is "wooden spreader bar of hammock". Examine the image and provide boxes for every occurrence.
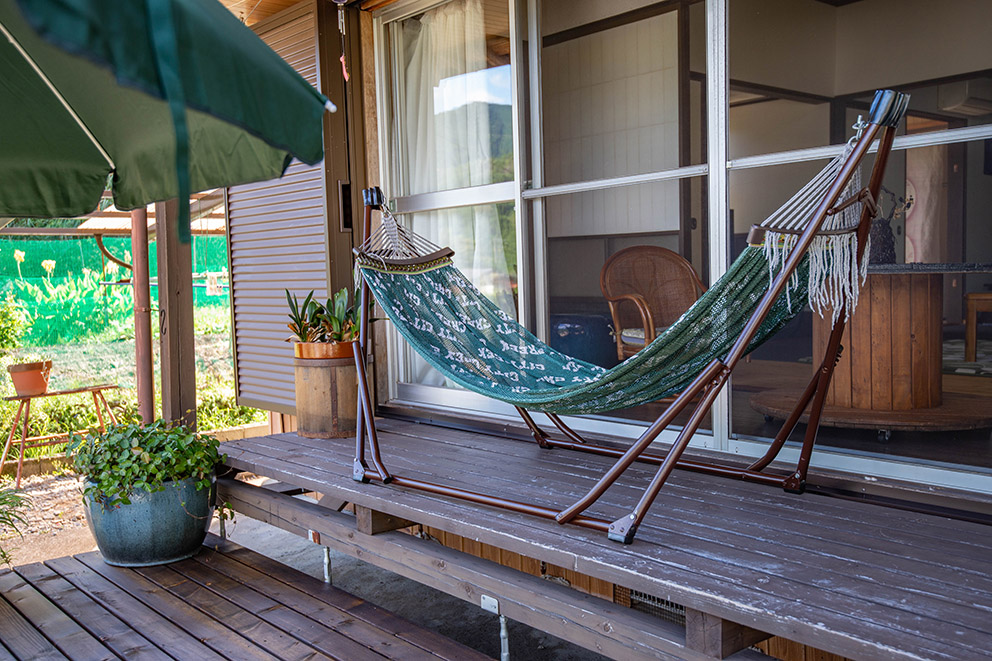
[351,90,907,544]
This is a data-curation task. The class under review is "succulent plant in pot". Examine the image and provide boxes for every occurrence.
[286,288,360,438]
[286,287,359,359]
[69,420,226,566]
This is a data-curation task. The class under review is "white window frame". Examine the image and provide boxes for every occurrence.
[373,0,992,495]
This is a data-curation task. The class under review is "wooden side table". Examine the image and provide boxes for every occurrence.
[0,384,118,488]
[965,292,992,363]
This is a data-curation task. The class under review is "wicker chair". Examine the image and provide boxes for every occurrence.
[600,246,706,361]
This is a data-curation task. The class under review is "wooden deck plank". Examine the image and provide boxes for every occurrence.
[264,432,992,653]
[0,569,113,661]
[249,428,992,604]
[203,535,492,661]
[15,562,170,661]
[0,573,67,661]
[5,533,494,661]
[131,563,336,661]
[191,538,488,661]
[44,556,228,661]
[369,421,992,571]
[71,552,285,661]
[222,427,992,661]
[161,555,420,661]
[369,423,992,598]
[377,420,988,549]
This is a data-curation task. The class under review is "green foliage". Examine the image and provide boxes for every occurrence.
[14,268,133,345]
[69,420,225,510]
[0,295,25,354]
[196,377,265,431]
[286,288,358,344]
[193,305,231,335]
[0,488,29,565]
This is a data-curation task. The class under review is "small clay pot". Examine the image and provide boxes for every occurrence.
[7,360,52,397]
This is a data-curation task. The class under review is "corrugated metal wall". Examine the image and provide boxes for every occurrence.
[227,2,330,413]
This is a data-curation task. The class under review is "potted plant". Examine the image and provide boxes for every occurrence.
[7,355,52,397]
[69,420,225,567]
[286,288,359,438]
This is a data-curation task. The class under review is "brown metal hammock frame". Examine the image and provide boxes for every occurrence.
[350,90,909,544]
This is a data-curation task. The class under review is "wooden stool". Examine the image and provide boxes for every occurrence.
[965,292,992,363]
[0,384,118,489]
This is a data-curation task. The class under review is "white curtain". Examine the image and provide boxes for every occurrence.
[394,0,515,385]
[396,0,513,310]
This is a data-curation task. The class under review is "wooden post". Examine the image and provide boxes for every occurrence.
[354,505,415,536]
[155,199,197,428]
[130,208,154,424]
[685,608,770,658]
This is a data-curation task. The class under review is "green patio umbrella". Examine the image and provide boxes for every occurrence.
[0,0,334,239]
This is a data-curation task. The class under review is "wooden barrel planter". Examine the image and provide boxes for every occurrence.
[294,342,358,438]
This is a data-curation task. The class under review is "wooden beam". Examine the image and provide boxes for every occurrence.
[686,608,771,658]
[155,199,197,428]
[354,504,415,535]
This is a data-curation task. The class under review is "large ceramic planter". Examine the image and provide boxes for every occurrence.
[294,341,358,438]
[83,476,214,566]
[7,360,52,396]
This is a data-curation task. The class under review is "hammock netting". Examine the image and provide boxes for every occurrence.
[359,142,864,416]
[360,249,809,415]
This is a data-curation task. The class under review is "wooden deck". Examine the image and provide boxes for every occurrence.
[219,418,992,661]
[0,533,488,661]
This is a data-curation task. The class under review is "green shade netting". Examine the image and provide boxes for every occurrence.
[359,246,809,415]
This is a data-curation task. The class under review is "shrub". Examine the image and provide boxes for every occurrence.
[0,295,24,353]
[69,420,225,509]
[0,488,29,565]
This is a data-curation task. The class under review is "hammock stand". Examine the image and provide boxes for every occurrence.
[350,90,909,544]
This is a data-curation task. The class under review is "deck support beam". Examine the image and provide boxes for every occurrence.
[686,608,771,659]
[354,504,415,535]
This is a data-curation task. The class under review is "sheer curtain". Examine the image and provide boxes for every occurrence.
[394,0,515,385]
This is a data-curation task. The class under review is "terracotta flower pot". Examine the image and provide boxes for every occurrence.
[293,341,356,359]
[7,360,52,396]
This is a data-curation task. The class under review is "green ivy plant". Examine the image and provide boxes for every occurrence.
[68,420,226,510]
[286,287,358,344]
[0,488,28,565]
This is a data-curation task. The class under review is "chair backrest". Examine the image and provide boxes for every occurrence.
[600,246,705,329]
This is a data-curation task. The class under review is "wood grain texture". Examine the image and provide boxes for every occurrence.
[220,424,992,661]
[2,530,484,661]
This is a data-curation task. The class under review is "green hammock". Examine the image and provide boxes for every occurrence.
[356,130,876,417]
[360,247,807,415]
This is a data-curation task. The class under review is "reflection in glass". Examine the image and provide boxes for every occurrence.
[729,0,992,159]
[729,156,992,472]
[544,177,709,430]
